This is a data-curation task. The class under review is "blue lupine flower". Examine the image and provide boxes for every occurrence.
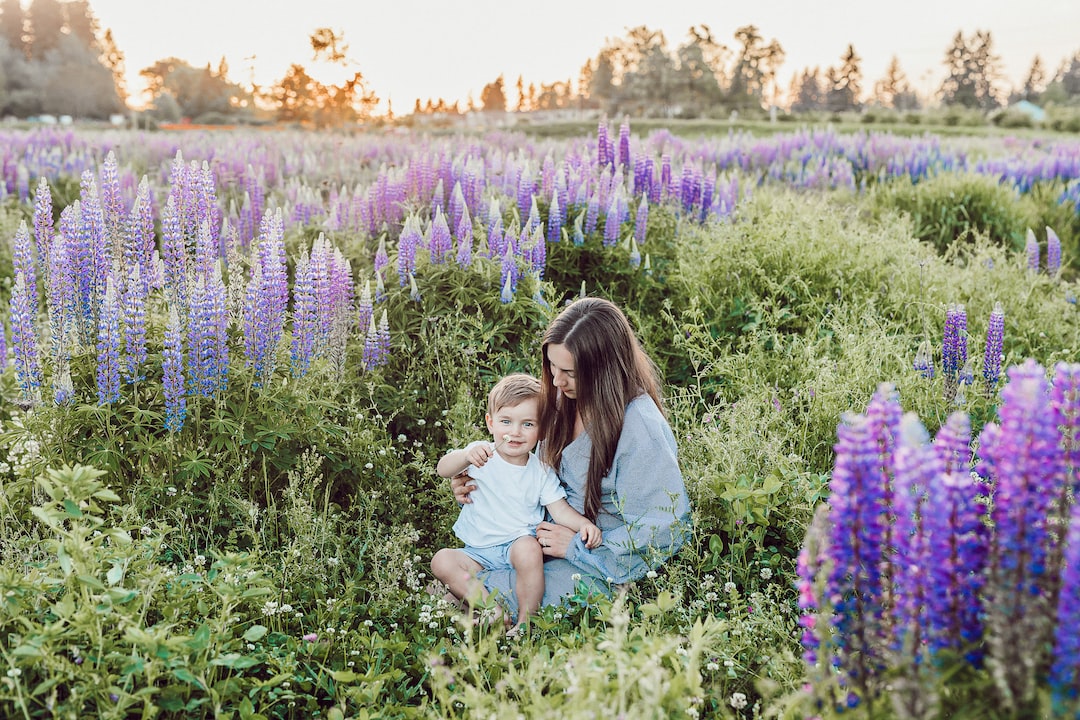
[546,193,563,243]
[500,243,520,298]
[597,120,610,168]
[428,207,452,264]
[99,150,125,242]
[629,237,641,269]
[122,265,147,384]
[1025,228,1039,272]
[242,209,288,387]
[362,315,379,370]
[914,339,934,379]
[978,360,1065,701]
[357,280,374,338]
[890,414,936,655]
[571,213,585,245]
[827,410,890,697]
[634,199,648,244]
[10,271,42,403]
[925,469,988,666]
[1052,362,1080,499]
[396,215,422,286]
[983,303,1005,392]
[374,234,389,276]
[603,194,621,247]
[0,317,5,371]
[942,304,967,379]
[933,411,972,475]
[188,265,229,396]
[161,196,189,313]
[1050,502,1080,716]
[408,272,421,302]
[455,211,473,268]
[162,305,186,433]
[95,276,121,405]
[290,249,317,378]
[124,178,157,293]
[517,172,534,222]
[584,191,599,234]
[1046,226,1062,277]
[618,117,631,168]
[32,177,53,273]
[13,221,37,307]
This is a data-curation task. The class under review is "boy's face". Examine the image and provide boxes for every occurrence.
[486,397,540,464]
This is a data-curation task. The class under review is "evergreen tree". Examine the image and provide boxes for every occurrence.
[940,29,1002,109]
[0,0,25,55]
[26,0,63,58]
[1021,55,1046,102]
[480,75,506,112]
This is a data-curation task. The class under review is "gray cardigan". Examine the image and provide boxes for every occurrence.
[480,394,691,616]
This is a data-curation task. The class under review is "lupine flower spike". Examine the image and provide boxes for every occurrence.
[983,303,1004,395]
[1046,226,1062,277]
[1025,228,1039,272]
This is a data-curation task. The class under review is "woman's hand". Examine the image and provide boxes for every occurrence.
[536,521,578,559]
[450,472,477,505]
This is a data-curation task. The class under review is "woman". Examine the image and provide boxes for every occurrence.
[451,297,691,616]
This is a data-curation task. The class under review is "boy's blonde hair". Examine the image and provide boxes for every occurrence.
[487,373,541,416]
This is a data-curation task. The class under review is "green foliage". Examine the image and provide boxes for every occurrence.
[870,172,1029,252]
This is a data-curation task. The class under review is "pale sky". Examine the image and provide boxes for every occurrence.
[87,0,1080,113]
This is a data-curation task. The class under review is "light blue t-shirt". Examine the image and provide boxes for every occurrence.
[452,449,565,548]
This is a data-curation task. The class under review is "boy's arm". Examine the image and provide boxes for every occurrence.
[437,441,494,478]
[436,448,472,479]
[546,498,602,548]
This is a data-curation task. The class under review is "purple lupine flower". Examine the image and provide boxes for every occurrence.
[0,318,5,370]
[357,280,374,338]
[408,272,421,303]
[526,224,546,278]
[121,265,147,384]
[500,243,520,299]
[584,191,599,235]
[1046,226,1062,277]
[603,194,621,247]
[13,221,37,309]
[188,266,229,396]
[546,194,563,243]
[290,249,317,378]
[455,210,473,268]
[618,117,631,169]
[10,271,42,403]
[913,339,934,379]
[161,196,189,314]
[934,411,972,476]
[889,414,937,655]
[634,199,648,244]
[124,177,157,293]
[374,234,389,277]
[162,305,186,433]
[99,151,125,244]
[95,276,121,405]
[362,315,380,370]
[924,470,988,665]
[1049,502,1080,715]
[983,303,1005,392]
[516,172,534,223]
[1053,362,1080,499]
[942,304,967,400]
[826,410,892,699]
[1025,228,1040,272]
[396,215,422,286]
[374,270,386,303]
[241,209,288,387]
[53,355,74,405]
[571,213,585,245]
[978,359,1065,705]
[32,177,53,274]
[428,207,453,264]
[597,119,610,168]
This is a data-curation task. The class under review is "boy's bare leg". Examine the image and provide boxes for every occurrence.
[510,536,545,628]
[431,548,485,605]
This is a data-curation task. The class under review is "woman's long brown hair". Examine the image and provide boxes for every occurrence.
[539,297,662,521]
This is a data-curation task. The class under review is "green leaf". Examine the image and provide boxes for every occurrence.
[62,499,83,518]
[76,574,106,590]
[107,563,124,586]
[329,670,359,683]
[242,625,268,642]
[172,668,203,687]
[210,653,260,670]
[186,624,211,651]
[12,645,42,658]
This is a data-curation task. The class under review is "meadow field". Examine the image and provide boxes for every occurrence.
[0,120,1078,719]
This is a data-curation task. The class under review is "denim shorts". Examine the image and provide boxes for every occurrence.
[461,536,534,570]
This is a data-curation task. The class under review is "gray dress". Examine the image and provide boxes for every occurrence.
[480,394,691,617]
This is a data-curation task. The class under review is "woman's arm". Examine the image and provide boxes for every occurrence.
[560,400,691,584]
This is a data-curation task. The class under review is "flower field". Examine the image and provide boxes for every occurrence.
[0,120,1079,718]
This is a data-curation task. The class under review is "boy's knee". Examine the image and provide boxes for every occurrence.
[511,536,543,564]
[431,548,454,576]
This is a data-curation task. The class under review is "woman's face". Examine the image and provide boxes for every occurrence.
[546,343,577,400]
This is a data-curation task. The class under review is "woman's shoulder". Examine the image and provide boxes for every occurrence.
[625,393,665,424]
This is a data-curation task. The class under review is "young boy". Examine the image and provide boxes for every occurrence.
[431,373,601,630]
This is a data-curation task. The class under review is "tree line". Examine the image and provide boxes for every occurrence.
[3,0,1080,126]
